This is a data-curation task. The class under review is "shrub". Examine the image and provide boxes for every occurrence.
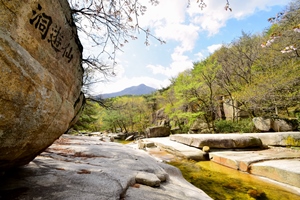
[215,118,255,133]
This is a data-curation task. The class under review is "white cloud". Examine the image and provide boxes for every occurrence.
[187,0,290,36]
[155,23,199,52]
[207,44,223,54]
[194,52,205,61]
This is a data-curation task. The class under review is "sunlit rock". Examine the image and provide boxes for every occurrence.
[0,0,84,169]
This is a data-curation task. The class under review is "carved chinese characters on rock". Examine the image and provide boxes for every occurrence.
[29,4,73,63]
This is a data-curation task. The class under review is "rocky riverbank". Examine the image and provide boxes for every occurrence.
[0,135,211,200]
[139,132,300,195]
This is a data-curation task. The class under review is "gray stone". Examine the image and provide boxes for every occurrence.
[244,132,300,147]
[170,134,263,149]
[0,135,212,200]
[250,159,300,188]
[144,137,207,161]
[272,119,297,132]
[253,117,272,132]
[138,140,155,149]
[253,117,299,132]
[135,171,161,187]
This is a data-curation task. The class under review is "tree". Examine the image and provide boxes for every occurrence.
[213,33,264,118]
[73,100,102,131]
[263,0,300,58]
[67,0,232,93]
[98,95,152,133]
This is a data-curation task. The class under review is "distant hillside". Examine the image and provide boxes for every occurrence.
[95,84,156,99]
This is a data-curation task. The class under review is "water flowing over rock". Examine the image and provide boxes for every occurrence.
[0,0,84,169]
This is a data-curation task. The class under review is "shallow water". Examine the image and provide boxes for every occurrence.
[168,159,300,200]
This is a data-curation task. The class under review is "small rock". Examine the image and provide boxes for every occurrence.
[155,172,168,182]
[202,146,210,153]
[125,135,134,141]
[135,171,161,187]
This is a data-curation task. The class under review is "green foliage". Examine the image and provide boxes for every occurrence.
[75,1,300,134]
[98,95,153,133]
[215,119,255,133]
[73,100,102,132]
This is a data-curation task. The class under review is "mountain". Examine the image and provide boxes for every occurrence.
[95,84,157,99]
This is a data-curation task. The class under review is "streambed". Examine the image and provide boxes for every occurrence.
[168,159,300,200]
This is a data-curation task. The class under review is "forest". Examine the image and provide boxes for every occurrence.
[73,0,300,134]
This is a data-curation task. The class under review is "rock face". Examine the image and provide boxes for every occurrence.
[152,108,169,126]
[0,0,84,169]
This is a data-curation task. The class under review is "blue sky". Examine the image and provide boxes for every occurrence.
[87,0,291,94]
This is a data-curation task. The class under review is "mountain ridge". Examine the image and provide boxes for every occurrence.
[94,84,156,99]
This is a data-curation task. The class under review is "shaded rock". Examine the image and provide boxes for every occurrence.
[152,108,170,126]
[135,171,161,187]
[272,118,299,132]
[189,119,209,133]
[0,0,83,169]
[146,126,171,138]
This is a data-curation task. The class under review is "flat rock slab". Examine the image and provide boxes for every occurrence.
[210,148,300,188]
[243,132,300,146]
[210,148,300,171]
[170,134,263,149]
[142,137,207,161]
[170,132,300,149]
[250,159,300,188]
[0,135,211,200]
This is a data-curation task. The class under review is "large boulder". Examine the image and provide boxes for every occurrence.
[145,126,171,138]
[252,117,272,132]
[0,0,84,169]
[253,117,299,132]
[272,118,298,132]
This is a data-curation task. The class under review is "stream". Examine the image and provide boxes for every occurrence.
[119,140,300,199]
[168,159,300,200]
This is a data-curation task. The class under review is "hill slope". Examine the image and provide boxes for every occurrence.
[95,84,156,99]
